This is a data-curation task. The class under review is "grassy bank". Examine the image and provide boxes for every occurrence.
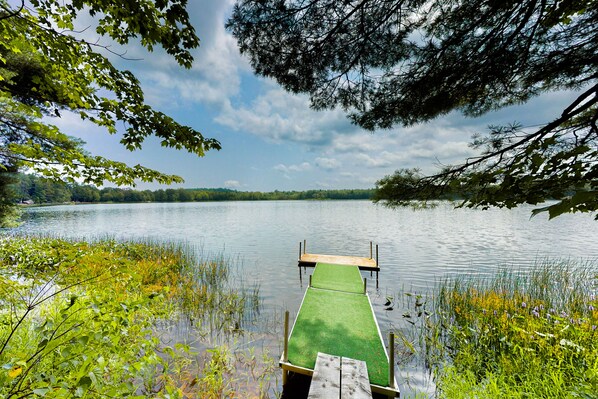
[423,260,598,398]
[0,236,276,398]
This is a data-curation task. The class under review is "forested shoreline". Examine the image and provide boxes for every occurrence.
[14,174,374,204]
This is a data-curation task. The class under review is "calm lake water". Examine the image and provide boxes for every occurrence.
[11,200,598,397]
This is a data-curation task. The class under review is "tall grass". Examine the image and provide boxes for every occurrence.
[0,235,275,398]
[426,259,598,398]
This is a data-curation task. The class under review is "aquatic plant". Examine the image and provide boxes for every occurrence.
[426,260,598,398]
[0,235,273,398]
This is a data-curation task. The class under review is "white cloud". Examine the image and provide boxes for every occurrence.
[216,87,358,146]
[274,162,311,173]
[354,153,393,168]
[273,164,289,173]
[109,0,246,109]
[289,162,311,172]
[224,180,241,188]
[315,157,341,170]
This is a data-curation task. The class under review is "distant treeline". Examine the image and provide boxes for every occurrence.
[15,174,374,204]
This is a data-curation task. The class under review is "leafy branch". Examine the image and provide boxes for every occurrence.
[374,84,598,219]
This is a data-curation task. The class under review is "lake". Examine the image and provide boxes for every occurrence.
[11,200,598,396]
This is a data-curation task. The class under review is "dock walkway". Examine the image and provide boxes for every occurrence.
[307,352,372,399]
[281,261,399,398]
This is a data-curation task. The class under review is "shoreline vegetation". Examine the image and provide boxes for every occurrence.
[0,235,278,398]
[395,260,598,399]
[2,234,596,398]
[14,173,374,206]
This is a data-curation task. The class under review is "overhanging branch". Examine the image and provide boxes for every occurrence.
[424,83,598,182]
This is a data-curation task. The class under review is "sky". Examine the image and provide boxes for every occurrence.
[54,0,581,192]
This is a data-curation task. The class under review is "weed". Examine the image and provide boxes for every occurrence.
[425,260,598,398]
[0,235,275,398]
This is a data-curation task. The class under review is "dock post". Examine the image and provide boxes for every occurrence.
[283,311,289,385]
[283,311,289,362]
[389,331,395,390]
[364,278,367,294]
[376,244,379,287]
[309,274,312,287]
[303,239,307,272]
[370,241,374,277]
[298,242,303,281]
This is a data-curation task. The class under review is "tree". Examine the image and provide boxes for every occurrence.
[228,0,598,219]
[70,184,100,202]
[0,0,221,225]
[0,164,19,226]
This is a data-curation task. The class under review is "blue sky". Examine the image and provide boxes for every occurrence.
[54,0,580,192]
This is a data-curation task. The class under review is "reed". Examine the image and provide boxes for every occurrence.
[0,235,273,398]
[426,259,598,398]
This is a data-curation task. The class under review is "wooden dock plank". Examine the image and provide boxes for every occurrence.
[341,357,373,399]
[307,354,373,399]
[300,253,378,269]
[308,353,341,399]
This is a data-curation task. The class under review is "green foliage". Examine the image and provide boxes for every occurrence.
[0,0,221,223]
[229,0,596,127]
[17,173,71,204]
[372,168,452,208]
[427,261,598,398]
[228,0,598,218]
[0,168,20,227]
[375,112,598,219]
[0,236,271,398]
[11,173,375,204]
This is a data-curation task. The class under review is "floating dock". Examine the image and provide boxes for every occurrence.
[298,240,380,286]
[298,240,379,270]
[281,261,399,397]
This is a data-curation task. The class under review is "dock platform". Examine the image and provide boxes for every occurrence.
[299,253,378,270]
[298,240,379,271]
[281,262,399,398]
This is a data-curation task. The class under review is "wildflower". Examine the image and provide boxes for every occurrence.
[539,304,544,311]
[493,310,497,316]
[589,305,595,312]
[561,311,568,318]
[532,309,540,317]
[521,302,527,308]
[592,325,597,331]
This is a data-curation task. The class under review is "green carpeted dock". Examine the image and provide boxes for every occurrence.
[311,262,365,293]
[281,262,399,397]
